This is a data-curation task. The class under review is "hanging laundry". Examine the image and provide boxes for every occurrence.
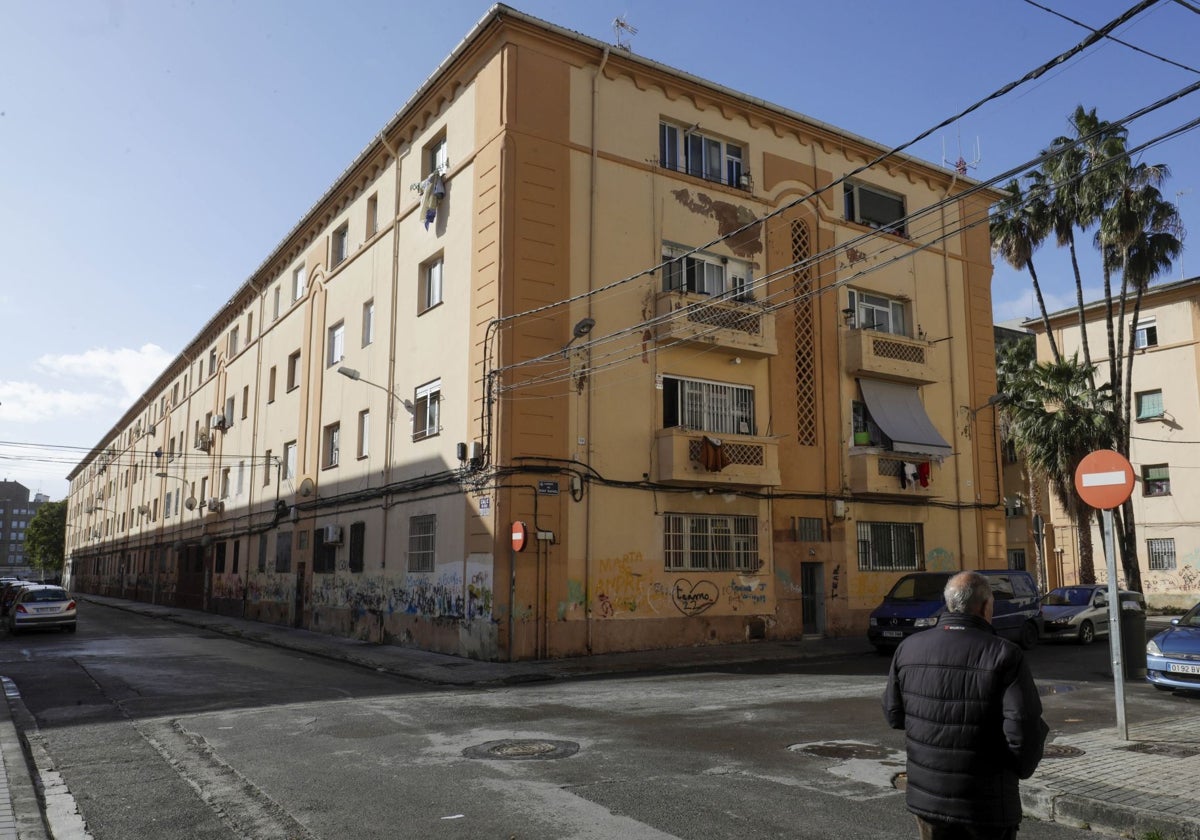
[902,461,917,489]
[700,435,730,472]
[918,462,931,487]
[421,173,446,230]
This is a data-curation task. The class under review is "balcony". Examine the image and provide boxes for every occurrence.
[848,450,940,498]
[845,329,935,384]
[655,291,777,357]
[655,426,781,488]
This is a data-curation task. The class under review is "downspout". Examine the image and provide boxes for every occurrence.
[585,46,610,655]
[940,172,966,568]
[379,131,403,597]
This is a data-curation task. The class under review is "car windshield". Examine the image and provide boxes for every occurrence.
[886,573,950,602]
[25,588,68,603]
[1042,587,1093,607]
[1180,604,1200,628]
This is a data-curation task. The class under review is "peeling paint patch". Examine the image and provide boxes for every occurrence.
[670,189,763,258]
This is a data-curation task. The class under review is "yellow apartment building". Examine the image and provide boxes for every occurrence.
[1027,277,1200,609]
[65,4,1005,660]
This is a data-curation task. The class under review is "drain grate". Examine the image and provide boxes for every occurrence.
[463,739,579,761]
[1121,742,1200,759]
[1043,744,1085,759]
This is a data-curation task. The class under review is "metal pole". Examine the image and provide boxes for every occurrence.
[1103,508,1127,740]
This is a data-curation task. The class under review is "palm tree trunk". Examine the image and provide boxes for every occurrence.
[1027,260,1061,363]
[1067,237,1093,371]
[1074,501,1096,585]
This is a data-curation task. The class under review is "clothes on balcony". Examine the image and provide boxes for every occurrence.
[700,435,730,472]
[420,173,446,230]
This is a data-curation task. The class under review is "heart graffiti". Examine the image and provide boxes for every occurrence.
[670,578,719,616]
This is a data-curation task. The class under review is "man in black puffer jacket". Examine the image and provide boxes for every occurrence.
[883,571,1049,839]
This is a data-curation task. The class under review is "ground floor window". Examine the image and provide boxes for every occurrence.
[1147,537,1176,571]
[664,513,759,571]
[857,521,923,571]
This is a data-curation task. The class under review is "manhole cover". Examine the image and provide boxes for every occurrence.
[790,742,893,760]
[1121,742,1200,759]
[1043,744,1085,759]
[463,739,579,761]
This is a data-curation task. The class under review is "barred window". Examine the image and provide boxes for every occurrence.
[349,521,366,574]
[1147,538,1176,571]
[664,513,759,571]
[857,521,923,571]
[409,514,436,573]
[663,375,755,436]
[274,531,292,573]
[795,516,823,542]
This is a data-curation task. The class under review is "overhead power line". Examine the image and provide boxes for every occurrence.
[1022,0,1200,74]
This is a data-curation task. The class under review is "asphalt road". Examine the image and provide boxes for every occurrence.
[0,603,1191,839]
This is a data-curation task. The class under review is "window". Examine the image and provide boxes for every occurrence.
[661,245,752,299]
[292,266,307,302]
[427,136,449,176]
[242,385,249,419]
[349,521,366,573]
[247,312,254,341]
[214,542,227,574]
[1136,389,1164,420]
[258,535,268,573]
[1147,538,1176,571]
[362,299,375,346]
[366,193,379,236]
[283,441,297,481]
[662,375,755,435]
[323,423,340,469]
[847,289,907,336]
[1142,463,1170,496]
[664,513,759,571]
[228,326,239,357]
[1134,317,1158,349]
[273,286,281,319]
[164,491,172,519]
[844,181,907,236]
[287,350,301,391]
[421,256,444,311]
[232,539,240,574]
[264,449,273,486]
[220,468,230,499]
[275,532,292,573]
[1007,549,1027,571]
[237,460,245,496]
[357,410,370,459]
[327,321,345,367]
[409,514,436,572]
[225,396,235,426]
[331,223,350,267]
[268,366,277,402]
[313,527,337,574]
[208,348,217,376]
[413,379,441,440]
[857,521,923,571]
[795,517,823,542]
[658,122,745,188]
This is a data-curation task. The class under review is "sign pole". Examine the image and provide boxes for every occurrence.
[1102,508,1127,741]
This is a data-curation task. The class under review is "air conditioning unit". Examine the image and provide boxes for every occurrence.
[322,524,343,545]
[210,415,228,430]
[195,432,211,452]
[147,424,157,437]
[206,497,222,512]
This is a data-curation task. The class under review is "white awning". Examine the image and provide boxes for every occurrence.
[858,378,952,458]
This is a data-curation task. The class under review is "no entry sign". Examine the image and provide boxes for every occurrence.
[1074,449,1135,510]
[511,521,529,553]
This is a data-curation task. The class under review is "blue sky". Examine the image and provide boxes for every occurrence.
[2,0,1197,500]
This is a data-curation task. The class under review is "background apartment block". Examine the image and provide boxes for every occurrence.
[0,480,47,577]
[1028,276,1200,609]
[65,5,1003,660]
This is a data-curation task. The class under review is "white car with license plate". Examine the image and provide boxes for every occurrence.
[7,585,76,634]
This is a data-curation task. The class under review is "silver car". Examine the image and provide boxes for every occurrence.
[1040,585,1144,644]
[8,585,76,634]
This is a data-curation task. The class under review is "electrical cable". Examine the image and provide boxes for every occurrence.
[1022,0,1200,74]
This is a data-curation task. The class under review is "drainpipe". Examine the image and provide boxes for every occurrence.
[940,172,966,567]
[584,46,610,655]
[377,131,403,641]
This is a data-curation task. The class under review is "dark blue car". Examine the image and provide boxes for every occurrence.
[1146,601,1200,693]
[868,569,1042,654]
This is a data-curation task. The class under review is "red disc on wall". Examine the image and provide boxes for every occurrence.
[511,521,528,553]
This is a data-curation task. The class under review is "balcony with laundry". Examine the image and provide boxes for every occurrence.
[847,380,949,498]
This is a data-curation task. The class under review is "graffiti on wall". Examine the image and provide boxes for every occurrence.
[1142,547,1200,594]
[830,564,841,599]
[724,578,766,612]
[671,578,719,616]
[926,548,956,572]
[593,551,647,614]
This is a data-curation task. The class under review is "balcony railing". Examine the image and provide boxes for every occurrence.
[655,291,778,357]
[847,451,940,498]
[655,426,781,487]
[845,328,936,385]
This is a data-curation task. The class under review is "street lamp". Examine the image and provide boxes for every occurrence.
[155,473,197,511]
[337,366,413,411]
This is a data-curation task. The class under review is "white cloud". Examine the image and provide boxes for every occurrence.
[0,381,106,424]
[33,344,173,404]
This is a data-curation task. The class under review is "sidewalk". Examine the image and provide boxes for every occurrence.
[6,594,1200,839]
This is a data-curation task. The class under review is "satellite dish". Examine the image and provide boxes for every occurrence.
[184,496,198,511]
[298,478,316,498]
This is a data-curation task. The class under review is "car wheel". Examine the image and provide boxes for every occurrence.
[1018,621,1039,650]
[1078,620,1095,645]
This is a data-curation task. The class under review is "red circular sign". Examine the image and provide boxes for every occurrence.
[511,521,528,553]
[1074,449,1135,510]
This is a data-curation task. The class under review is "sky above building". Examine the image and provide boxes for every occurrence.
[2,0,1197,500]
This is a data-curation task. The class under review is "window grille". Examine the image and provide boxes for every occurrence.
[1147,537,1176,570]
[856,521,923,571]
[663,376,754,436]
[409,514,436,572]
[795,516,823,542]
[664,513,758,571]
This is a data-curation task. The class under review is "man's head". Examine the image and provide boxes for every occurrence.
[945,571,994,622]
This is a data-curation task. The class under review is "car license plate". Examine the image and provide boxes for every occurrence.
[882,630,903,639]
[1167,662,1200,675]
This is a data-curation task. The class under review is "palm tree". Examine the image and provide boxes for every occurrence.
[1096,164,1185,591]
[996,335,1048,590]
[1001,354,1115,585]
[991,179,1059,361]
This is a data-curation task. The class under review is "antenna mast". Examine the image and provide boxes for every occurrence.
[613,16,638,51]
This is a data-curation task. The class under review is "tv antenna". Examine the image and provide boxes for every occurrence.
[613,16,638,51]
[1176,189,1191,279]
[942,135,981,177]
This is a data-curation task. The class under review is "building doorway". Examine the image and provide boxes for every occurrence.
[293,562,306,628]
[800,562,825,636]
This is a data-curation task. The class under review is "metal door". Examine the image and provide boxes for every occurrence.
[293,562,306,628]
[800,562,825,636]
